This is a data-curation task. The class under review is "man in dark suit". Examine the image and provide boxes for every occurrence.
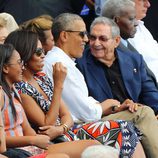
[76,16,158,158]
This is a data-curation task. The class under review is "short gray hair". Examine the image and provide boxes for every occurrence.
[101,0,135,19]
[81,145,119,158]
[90,17,120,38]
[52,13,83,42]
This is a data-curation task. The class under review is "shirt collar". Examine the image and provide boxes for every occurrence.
[121,38,128,47]
[51,46,77,66]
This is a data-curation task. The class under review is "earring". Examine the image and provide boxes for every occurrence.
[23,63,27,70]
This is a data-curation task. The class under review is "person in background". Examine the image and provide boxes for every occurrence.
[81,145,119,158]
[95,0,106,16]
[144,1,158,42]
[128,0,158,82]
[0,43,100,158]
[0,17,9,44]
[20,15,54,54]
[0,13,18,33]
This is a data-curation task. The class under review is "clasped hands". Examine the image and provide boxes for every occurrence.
[112,99,141,113]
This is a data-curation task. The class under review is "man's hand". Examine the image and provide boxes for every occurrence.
[120,99,138,113]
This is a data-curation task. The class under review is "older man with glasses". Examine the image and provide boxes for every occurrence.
[76,14,158,158]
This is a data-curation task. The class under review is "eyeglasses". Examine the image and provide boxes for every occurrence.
[89,35,112,42]
[8,59,24,66]
[65,30,88,39]
[35,48,45,56]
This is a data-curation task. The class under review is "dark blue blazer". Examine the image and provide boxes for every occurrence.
[76,47,158,114]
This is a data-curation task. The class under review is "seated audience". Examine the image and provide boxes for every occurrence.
[5,28,144,158]
[20,14,54,54]
[128,0,158,81]
[0,43,99,158]
[76,16,158,158]
[43,13,146,158]
[81,145,119,158]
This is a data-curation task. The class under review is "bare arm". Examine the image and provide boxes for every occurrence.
[21,62,67,126]
[0,111,6,153]
[59,99,74,129]
[38,99,74,140]
[6,135,50,149]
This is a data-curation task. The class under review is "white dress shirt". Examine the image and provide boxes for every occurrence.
[128,20,158,81]
[43,46,102,123]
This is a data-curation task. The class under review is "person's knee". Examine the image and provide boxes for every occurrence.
[140,106,155,118]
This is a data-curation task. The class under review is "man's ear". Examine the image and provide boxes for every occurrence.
[60,31,68,43]
[114,36,121,48]
[2,65,9,74]
[113,16,120,24]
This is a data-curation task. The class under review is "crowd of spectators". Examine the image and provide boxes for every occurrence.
[0,0,158,158]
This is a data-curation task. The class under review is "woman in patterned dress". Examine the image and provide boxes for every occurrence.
[0,43,100,158]
[5,29,146,158]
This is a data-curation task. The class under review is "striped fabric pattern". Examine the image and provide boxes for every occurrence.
[2,92,23,137]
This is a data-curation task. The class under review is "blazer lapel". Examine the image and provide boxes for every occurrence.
[116,49,138,100]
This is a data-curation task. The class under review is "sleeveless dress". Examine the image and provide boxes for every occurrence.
[15,72,141,158]
[1,88,44,156]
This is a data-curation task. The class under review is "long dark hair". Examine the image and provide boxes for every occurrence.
[4,29,38,64]
[0,44,17,120]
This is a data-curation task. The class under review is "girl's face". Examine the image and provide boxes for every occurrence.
[3,50,23,85]
[26,40,45,73]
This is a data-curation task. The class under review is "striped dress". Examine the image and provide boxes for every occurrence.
[2,91,24,137]
[1,89,44,156]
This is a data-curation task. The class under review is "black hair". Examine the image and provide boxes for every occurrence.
[0,44,17,120]
[4,29,38,64]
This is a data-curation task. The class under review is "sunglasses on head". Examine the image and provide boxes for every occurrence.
[35,48,45,56]
[65,30,88,39]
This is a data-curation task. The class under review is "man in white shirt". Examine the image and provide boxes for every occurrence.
[128,0,158,81]
[43,13,120,123]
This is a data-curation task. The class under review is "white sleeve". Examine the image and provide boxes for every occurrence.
[43,56,102,122]
[43,60,53,83]
[62,69,102,122]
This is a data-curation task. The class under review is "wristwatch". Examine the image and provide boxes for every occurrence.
[111,105,119,112]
